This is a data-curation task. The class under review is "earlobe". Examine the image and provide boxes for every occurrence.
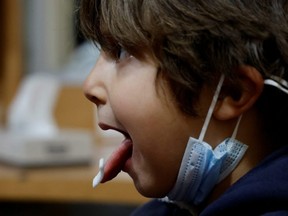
[214,66,264,120]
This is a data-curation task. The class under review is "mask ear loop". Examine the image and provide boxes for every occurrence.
[198,74,244,142]
[231,114,242,140]
[264,75,288,95]
[198,74,225,142]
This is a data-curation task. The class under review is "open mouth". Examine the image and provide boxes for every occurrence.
[97,122,133,183]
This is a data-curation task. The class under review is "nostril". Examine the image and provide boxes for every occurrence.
[85,93,95,102]
[85,93,104,106]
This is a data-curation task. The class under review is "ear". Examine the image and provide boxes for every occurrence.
[214,65,264,120]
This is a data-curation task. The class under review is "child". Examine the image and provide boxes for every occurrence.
[79,0,288,215]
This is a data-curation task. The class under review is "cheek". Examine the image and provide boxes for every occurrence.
[129,117,189,197]
[109,76,190,197]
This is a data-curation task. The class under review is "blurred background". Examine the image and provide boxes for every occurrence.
[0,0,147,215]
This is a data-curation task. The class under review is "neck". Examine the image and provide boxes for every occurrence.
[205,107,271,205]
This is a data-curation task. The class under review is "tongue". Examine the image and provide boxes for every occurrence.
[101,139,133,183]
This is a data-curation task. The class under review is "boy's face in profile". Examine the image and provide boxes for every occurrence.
[84,49,204,197]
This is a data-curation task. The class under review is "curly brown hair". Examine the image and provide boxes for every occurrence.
[78,0,288,116]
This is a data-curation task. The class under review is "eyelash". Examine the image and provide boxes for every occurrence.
[115,47,131,62]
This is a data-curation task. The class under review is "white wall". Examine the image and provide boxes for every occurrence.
[23,0,75,74]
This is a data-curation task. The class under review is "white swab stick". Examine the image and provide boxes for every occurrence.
[92,158,105,188]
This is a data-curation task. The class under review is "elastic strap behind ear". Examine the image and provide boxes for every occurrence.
[231,114,242,139]
[264,75,288,95]
[199,74,225,142]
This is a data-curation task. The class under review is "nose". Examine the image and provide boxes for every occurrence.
[83,56,107,107]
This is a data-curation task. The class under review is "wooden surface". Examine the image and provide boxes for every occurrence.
[0,136,149,205]
[54,86,95,130]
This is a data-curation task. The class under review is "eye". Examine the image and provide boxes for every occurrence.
[116,47,131,62]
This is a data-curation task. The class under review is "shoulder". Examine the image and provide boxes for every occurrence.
[200,146,288,216]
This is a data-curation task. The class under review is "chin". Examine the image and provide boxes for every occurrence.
[133,178,171,198]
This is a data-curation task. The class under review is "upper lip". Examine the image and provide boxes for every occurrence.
[98,122,130,138]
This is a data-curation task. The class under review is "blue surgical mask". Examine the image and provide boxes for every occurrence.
[167,136,247,206]
[162,74,248,208]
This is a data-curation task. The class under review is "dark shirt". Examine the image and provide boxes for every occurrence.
[131,146,288,216]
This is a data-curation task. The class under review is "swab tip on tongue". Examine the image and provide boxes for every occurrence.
[92,158,105,188]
